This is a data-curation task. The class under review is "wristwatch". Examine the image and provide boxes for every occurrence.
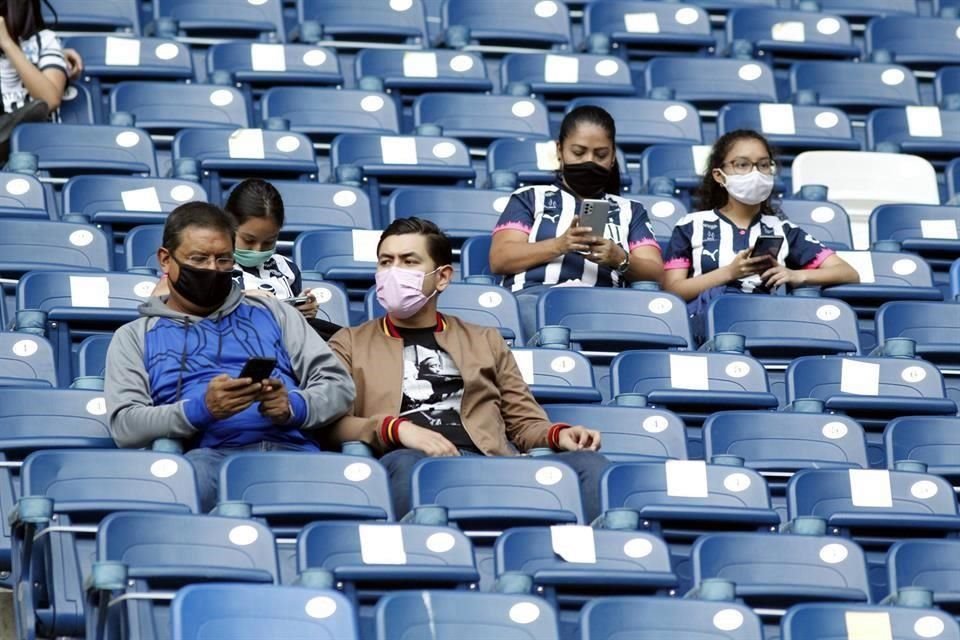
[614,249,630,276]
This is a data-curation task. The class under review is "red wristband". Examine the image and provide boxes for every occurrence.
[379,416,403,447]
[548,423,572,450]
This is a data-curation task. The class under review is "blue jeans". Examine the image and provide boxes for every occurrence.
[185,441,308,512]
[381,448,608,522]
[515,285,552,345]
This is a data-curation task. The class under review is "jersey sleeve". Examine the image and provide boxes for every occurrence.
[783,220,835,270]
[663,217,694,271]
[493,188,536,235]
[627,200,660,251]
[36,30,67,75]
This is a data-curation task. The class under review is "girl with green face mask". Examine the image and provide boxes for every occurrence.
[227,178,319,320]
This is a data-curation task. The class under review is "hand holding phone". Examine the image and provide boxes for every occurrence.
[749,235,784,261]
[286,295,311,306]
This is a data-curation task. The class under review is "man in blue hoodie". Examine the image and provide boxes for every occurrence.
[105,202,355,510]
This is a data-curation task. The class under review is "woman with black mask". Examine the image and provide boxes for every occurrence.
[489,105,664,338]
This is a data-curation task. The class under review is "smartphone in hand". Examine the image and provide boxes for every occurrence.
[749,235,784,261]
[238,357,277,383]
[286,295,311,306]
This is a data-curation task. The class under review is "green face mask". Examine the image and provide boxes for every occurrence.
[233,247,276,268]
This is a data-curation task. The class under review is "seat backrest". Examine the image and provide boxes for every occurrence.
[294,229,381,281]
[0,220,111,274]
[77,334,112,378]
[887,539,960,601]
[502,53,635,97]
[443,0,572,48]
[0,334,57,388]
[884,416,960,472]
[110,82,250,132]
[298,0,428,44]
[704,411,868,471]
[63,176,206,219]
[866,15,960,59]
[728,8,854,48]
[782,603,960,640]
[790,61,920,108]
[0,388,114,451]
[155,0,285,39]
[11,124,157,176]
[629,194,688,240]
[810,0,917,17]
[262,88,399,139]
[298,279,351,327]
[511,349,601,398]
[546,404,688,461]
[867,107,960,152]
[876,301,960,348]
[786,356,950,404]
[124,225,163,271]
[460,235,493,280]
[580,596,763,640]
[172,128,317,177]
[387,187,507,239]
[172,584,358,640]
[375,591,560,640]
[330,133,473,177]
[870,204,960,246]
[640,143,712,188]
[0,172,46,217]
[207,42,342,86]
[778,199,853,249]
[17,271,158,316]
[584,1,713,44]
[717,103,855,151]
[937,67,960,106]
[566,97,702,150]
[43,0,140,33]
[645,57,777,105]
[65,36,193,80]
[259,181,373,231]
[356,49,490,92]
[414,94,551,143]
[611,351,773,397]
[833,250,936,289]
[486,137,633,190]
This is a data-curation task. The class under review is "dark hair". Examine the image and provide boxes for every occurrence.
[224,178,285,228]
[695,129,780,216]
[163,201,236,254]
[1,0,53,44]
[558,105,621,194]
[377,217,453,267]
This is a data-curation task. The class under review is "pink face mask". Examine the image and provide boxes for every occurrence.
[375,266,444,319]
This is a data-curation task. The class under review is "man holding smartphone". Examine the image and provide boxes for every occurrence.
[105,202,355,510]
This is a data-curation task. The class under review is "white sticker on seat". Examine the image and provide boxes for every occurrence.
[511,350,535,385]
[892,258,917,276]
[121,186,162,212]
[906,106,943,138]
[669,354,709,391]
[550,525,597,563]
[771,21,805,42]
[692,145,712,175]
[920,219,958,240]
[624,12,659,33]
[512,100,536,118]
[302,49,327,67]
[105,36,141,66]
[815,111,840,129]
[822,421,848,439]
[155,42,180,60]
[836,251,875,284]
[535,141,560,171]
[713,609,745,632]
[663,105,688,122]
[228,128,265,160]
[665,459,709,498]
[845,611,893,640]
[840,358,880,396]
[170,185,195,202]
[725,361,750,379]
[623,537,653,558]
[650,201,676,218]
[5,177,29,195]
[86,397,107,416]
[209,89,235,107]
[69,230,94,247]
[12,339,37,357]
[509,602,541,624]
[403,51,438,78]
[426,532,456,553]
[675,7,699,24]
[915,615,946,638]
[849,469,893,508]
[359,524,407,564]
[817,17,841,35]
[643,415,669,433]
[380,136,418,165]
[228,524,259,546]
[333,190,357,207]
[351,229,381,262]
[544,54,579,84]
[450,55,474,73]
[881,68,906,86]
[304,596,337,619]
[810,206,835,223]
[759,103,797,135]
[69,276,110,308]
[551,356,575,373]
[902,365,927,383]
[250,43,286,72]
[738,63,763,81]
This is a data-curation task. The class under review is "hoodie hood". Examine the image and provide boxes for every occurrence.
[139,284,245,322]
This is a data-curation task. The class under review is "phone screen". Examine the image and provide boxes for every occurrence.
[239,357,277,383]
[750,235,784,260]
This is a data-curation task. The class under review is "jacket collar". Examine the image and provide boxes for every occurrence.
[380,312,447,338]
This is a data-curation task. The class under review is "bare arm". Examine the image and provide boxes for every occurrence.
[0,23,66,110]
[489,226,594,276]
[663,250,772,302]
[762,253,861,289]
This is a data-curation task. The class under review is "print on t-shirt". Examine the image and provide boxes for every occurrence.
[400,344,465,434]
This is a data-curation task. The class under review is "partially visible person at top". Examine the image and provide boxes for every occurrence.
[488,105,664,338]
[662,129,859,339]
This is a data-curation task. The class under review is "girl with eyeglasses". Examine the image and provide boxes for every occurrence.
[662,129,859,339]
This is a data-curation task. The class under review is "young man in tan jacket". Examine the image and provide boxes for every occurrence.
[327,217,606,518]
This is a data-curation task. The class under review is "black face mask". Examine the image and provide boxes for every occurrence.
[562,161,612,199]
[170,257,234,310]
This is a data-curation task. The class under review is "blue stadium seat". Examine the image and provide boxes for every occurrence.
[387,187,506,241]
[441,0,573,49]
[884,416,960,484]
[707,295,861,363]
[644,57,777,107]
[485,137,633,192]
[887,539,960,614]
[366,282,524,344]
[790,62,921,114]
[261,88,400,142]
[692,532,871,607]
[866,17,960,69]
[582,2,716,59]
[778,199,853,250]
[414,94,551,145]
[936,66,960,109]
[870,205,960,272]
[953,258,960,299]
[867,107,960,161]
[77,334,111,379]
[798,0,918,19]
[717,103,859,153]
[511,351,604,404]
[44,0,140,33]
[375,591,560,640]
[88,512,279,640]
[356,49,491,95]
[207,43,342,90]
[538,288,693,353]
[294,229,382,292]
[545,404,688,460]
[0,334,57,388]
[411,457,585,529]
[727,9,859,62]
[580,597,764,640]
[876,301,960,368]
[782,603,960,640]
[299,279,351,328]
[297,0,429,45]
[0,173,48,220]
[123,224,163,272]
[460,235,493,280]
[634,195,689,241]
[502,53,635,98]
[940,0,960,17]
[66,36,193,84]
[12,124,158,177]
[153,0,286,41]
[566,97,702,154]
[10,450,198,640]
[262,182,374,234]
[110,82,250,135]
[0,220,111,277]
[58,84,97,126]
[681,0,778,9]
[639,143,713,202]
[172,584,358,640]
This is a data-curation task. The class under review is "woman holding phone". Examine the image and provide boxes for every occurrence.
[489,105,664,337]
[662,129,859,339]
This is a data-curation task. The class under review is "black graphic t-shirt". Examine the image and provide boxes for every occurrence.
[395,325,478,453]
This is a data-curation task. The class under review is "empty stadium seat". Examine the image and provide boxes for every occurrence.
[44,0,141,33]
[485,137,633,192]
[867,107,960,161]
[356,49,491,95]
[502,53,635,99]
[12,124,158,177]
[887,539,960,614]
[782,603,960,640]
[441,0,573,49]
[207,43,343,90]
[727,9,859,62]
[386,187,506,241]
[717,103,859,153]
[778,199,853,249]
[294,229,382,293]
[940,0,960,17]
[639,143,713,202]
[153,0,286,41]
[644,57,778,107]
[297,0,429,45]
[867,17,960,70]
[111,82,250,135]
[123,224,163,272]
[884,416,960,483]
[953,258,960,299]
[580,597,764,640]
[537,288,693,353]
[870,204,960,272]
[566,97,703,155]
[0,220,111,279]
[582,2,716,59]
[66,36,193,85]
[0,334,57,388]
[414,94,551,146]
[510,350,603,404]
[937,66,960,108]
[299,279,352,328]
[802,0,917,19]
[261,88,400,141]
[0,173,47,220]
[263,182,374,234]
[172,584,358,640]
[77,334,111,379]
[545,404,688,460]
[459,235,494,280]
[876,301,960,368]
[790,62,920,115]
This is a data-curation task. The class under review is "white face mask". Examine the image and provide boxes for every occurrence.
[720,169,775,206]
